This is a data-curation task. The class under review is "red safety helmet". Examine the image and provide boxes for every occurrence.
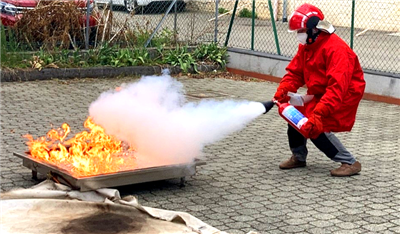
[288,3,324,32]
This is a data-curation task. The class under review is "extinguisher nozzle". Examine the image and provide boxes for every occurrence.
[261,101,274,114]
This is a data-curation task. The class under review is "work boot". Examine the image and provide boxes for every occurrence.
[330,161,361,177]
[279,155,306,169]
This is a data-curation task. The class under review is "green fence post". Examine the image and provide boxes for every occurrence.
[85,0,90,50]
[224,0,239,47]
[350,0,355,49]
[251,0,255,50]
[268,0,281,55]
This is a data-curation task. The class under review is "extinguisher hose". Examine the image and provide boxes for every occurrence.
[261,100,275,114]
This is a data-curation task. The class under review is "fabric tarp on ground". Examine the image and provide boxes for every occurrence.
[0,180,229,234]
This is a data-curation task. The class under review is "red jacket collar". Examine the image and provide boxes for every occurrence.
[304,32,330,50]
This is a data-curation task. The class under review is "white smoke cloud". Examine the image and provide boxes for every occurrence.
[89,73,265,167]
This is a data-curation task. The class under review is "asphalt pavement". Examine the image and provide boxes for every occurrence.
[1,75,400,234]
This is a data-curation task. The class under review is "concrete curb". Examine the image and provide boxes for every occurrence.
[1,64,222,82]
[227,67,400,105]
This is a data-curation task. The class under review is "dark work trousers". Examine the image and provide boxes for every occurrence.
[287,124,356,164]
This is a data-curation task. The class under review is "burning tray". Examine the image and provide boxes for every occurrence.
[14,152,206,192]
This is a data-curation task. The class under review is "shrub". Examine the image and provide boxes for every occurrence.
[12,1,86,50]
[163,45,197,73]
[218,7,229,14]
[239,8,257,18]
[193,43,228,67]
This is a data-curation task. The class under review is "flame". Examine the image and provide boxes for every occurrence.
[24,117,137,178]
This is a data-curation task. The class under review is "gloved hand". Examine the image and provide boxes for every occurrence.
[301,114,323,139]
[273,83,297,103]
[301,103,329,139]
[313,102,330,116]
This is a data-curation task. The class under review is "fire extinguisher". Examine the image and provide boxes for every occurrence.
[273,99,309,137]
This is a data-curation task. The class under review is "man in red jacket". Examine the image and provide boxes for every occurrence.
[274,3,366,177]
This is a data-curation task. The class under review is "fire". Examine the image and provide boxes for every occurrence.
[24,117,137,177]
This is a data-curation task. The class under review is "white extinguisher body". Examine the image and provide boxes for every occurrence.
[275,100,308,137]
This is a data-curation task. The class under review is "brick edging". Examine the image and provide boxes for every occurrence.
[227,67,400,106]
[1,65,221,82]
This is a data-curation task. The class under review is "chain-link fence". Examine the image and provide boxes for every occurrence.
[217,0,399,75]
[92,0,222,47]
[1,0,399,75]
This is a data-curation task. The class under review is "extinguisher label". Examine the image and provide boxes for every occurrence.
[282,106,308,129]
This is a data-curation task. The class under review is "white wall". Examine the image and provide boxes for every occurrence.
[227,49,400,100]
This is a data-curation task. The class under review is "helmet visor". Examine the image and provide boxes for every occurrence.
[316,20,336,34]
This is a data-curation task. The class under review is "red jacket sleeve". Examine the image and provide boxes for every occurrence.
[280,45,306,91]
[318,45,354,115]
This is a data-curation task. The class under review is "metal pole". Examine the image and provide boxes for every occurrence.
[85,0,90,49]
[174,0,177,44]
[145,0,177,48]
[214,0,219,43]
[350,0,355,49]
[174,0,177,33]
[224,0,239,47]
[251,0,255,50]
[268,0,280,55]
[282,0,288,22]
[110,0,113,45]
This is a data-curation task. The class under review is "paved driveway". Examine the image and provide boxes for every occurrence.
[1,76,400,233]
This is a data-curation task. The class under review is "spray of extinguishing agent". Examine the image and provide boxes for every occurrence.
[261,99,308,137]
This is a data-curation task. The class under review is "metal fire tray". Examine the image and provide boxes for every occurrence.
[13,152,206,192]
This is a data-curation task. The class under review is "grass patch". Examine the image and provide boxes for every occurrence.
[1,26,32,68]
[2,43,228,74]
